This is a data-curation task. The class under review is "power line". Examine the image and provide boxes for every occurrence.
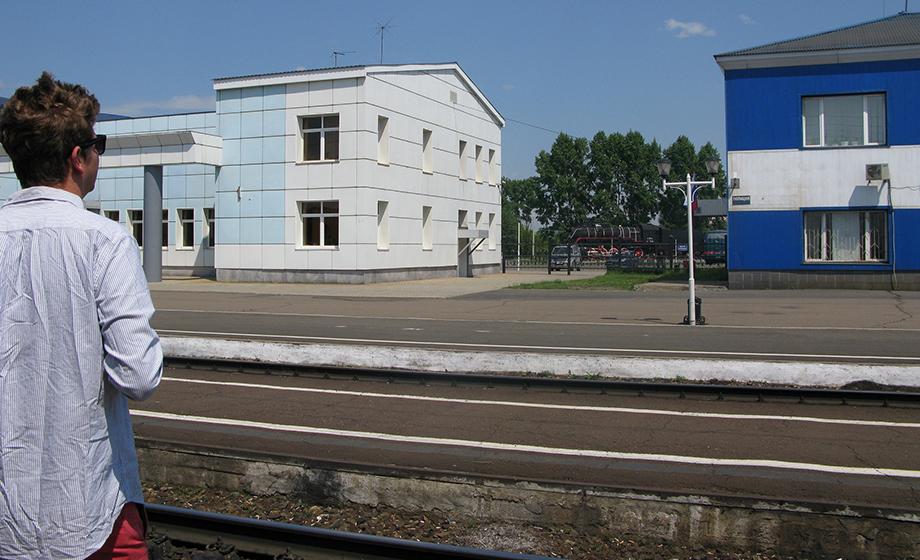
[505,117,564,135]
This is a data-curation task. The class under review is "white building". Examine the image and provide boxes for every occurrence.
[0,63,505,283]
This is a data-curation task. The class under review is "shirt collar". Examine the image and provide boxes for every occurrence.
[2,186,86,210]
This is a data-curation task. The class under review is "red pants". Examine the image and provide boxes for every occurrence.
[87,503,148,560]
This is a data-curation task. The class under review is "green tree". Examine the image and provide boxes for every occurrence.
[500,176,539,252]
[533,133,591,242]
[589,131,662,226]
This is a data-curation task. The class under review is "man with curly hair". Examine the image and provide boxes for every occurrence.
[0,73,162,559]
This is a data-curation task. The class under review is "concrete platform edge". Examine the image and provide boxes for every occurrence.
[137,439,920,558]
[161,336,920,388]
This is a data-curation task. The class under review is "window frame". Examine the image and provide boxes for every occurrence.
[802,209,888,263]
[422,129,433,174]
[377,115,390,165]
[104,209,120,223]
[801,93,887,148]
[177,208,195,250]
[474,145,483,183]
[297,200,340,248]
[162,209,169,249]
[203,208,215,249]
[377,200,390,251]
[487,148,496,185]
[128,209,143,248]
[458,140,468,180]
[422,205,433,251]
[299,114,340,163]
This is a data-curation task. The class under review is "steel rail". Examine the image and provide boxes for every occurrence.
[165,356,920,406]
[146,503,548,559]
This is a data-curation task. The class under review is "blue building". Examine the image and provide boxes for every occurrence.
[715,13,920,289]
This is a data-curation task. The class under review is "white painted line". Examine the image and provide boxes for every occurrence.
[156,308,920,333]
[158,329,920,362]
[161,376,920,429]
[133,409,920,479]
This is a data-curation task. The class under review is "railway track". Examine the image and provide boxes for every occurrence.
[146,503,548,560]
[164,356,920,407]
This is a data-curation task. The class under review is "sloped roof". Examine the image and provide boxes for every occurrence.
[717,12,920,59]
[213,62,504,127]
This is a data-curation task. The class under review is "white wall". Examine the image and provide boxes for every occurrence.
[728,146,920,211]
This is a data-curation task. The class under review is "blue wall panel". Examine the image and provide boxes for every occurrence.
[729,211,803,270]
[726,58,920,151]
[730,209,919,271]
[893,208,920,270]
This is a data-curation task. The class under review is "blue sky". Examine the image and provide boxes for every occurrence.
[1,0,905,178]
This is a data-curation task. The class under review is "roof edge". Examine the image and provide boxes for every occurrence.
[715,44,920,71]
[715,12,909,59]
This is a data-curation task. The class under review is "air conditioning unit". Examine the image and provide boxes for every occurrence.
[866,163,890,182]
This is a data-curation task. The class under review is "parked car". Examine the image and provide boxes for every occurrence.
[702,230,727,264]
[549,245,582,271]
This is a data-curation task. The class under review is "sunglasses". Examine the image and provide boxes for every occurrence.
[68,134,107,158]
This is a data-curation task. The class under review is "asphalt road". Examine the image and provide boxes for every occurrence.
[151,290,920,364]
[134,365,920,511]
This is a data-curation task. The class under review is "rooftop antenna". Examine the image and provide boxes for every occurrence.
[376,18,394,64]
[332,50,356,67]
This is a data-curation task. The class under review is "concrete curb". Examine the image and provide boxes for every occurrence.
[161,336,920,388]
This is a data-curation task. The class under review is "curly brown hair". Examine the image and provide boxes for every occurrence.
[0,72,100,187]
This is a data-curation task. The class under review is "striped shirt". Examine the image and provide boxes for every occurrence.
[0,187,162,559]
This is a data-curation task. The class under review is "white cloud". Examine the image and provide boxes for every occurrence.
[739,14,756,25]
[104,94,215,116]
[665,18,715,39]
[501,84,515,91]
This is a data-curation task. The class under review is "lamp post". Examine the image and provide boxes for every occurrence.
[657,158,720,326]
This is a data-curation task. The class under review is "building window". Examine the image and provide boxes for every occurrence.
[300,114,339,161]
[422,206,433,250]
[299,200,339,247]
[474,211,483,251]
[377,200,390,250]
[802,94,886,148]
[474,145,483,183]
[203,208,215,248]
[178,209,195,249]
[458,140,468,180]
[128,210,143,247]
[422,129,433,174]
[804,210,887,262]
[488,213,496,250]
[162,210,169,248]
[458,209,468,229]
[488,149,496,185]
[104,210,120,223]
[377,116,389,165]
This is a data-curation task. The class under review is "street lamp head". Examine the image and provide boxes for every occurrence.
[704,158,720,176]
[656,159,672,179]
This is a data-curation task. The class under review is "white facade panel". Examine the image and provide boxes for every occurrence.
[729,146,920,211]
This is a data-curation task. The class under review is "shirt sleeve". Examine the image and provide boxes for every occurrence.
[94,233,163,401]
